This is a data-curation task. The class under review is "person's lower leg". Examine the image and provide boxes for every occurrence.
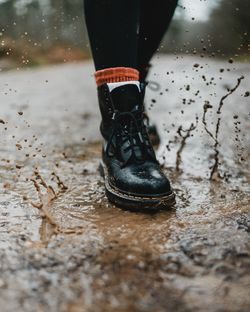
[84,0,140,71]
[138,0,178,82]
[84,0,142,132]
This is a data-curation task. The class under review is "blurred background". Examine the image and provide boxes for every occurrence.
[0,0,249,71]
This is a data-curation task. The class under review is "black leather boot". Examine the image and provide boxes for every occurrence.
[98,83,175,210]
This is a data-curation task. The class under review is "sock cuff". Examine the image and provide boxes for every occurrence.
[95,67,139,86]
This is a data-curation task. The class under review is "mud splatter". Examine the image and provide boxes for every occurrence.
[216,76,244,114]
[202,76,244,180]
[176,118,198,171]
[52,171,68,191]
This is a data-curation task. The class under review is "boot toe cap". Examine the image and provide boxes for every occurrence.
[110,163,172,197]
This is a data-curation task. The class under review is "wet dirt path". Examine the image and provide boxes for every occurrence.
[0,56,250,312]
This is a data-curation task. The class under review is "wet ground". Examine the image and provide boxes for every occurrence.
[0,55,250,312]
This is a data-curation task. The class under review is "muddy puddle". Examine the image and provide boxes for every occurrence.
[0,57,250,311]
[1,140,249,312]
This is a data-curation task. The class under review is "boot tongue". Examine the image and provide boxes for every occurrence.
[109,84,142,112]
[109,84,147,163]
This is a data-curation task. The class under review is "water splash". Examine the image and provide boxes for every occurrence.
[202,76,244,180]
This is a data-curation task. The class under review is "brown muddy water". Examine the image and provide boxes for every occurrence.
[0,56,250,312]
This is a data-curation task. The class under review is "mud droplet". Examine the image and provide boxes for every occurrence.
[3,182,11,189]
[16,144,22,150]
[203,101,213,111]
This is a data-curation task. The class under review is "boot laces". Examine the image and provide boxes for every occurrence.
[106,106,156,167]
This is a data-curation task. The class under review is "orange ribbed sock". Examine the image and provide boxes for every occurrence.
[95,67,139,86]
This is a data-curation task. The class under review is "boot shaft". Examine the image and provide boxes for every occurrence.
[97,83,144,138]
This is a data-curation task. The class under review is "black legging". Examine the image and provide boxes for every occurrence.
[84,0,178,80]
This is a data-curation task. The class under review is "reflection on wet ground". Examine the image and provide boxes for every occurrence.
[0,57,249,311]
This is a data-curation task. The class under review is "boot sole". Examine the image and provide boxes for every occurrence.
[99,162,176,211]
